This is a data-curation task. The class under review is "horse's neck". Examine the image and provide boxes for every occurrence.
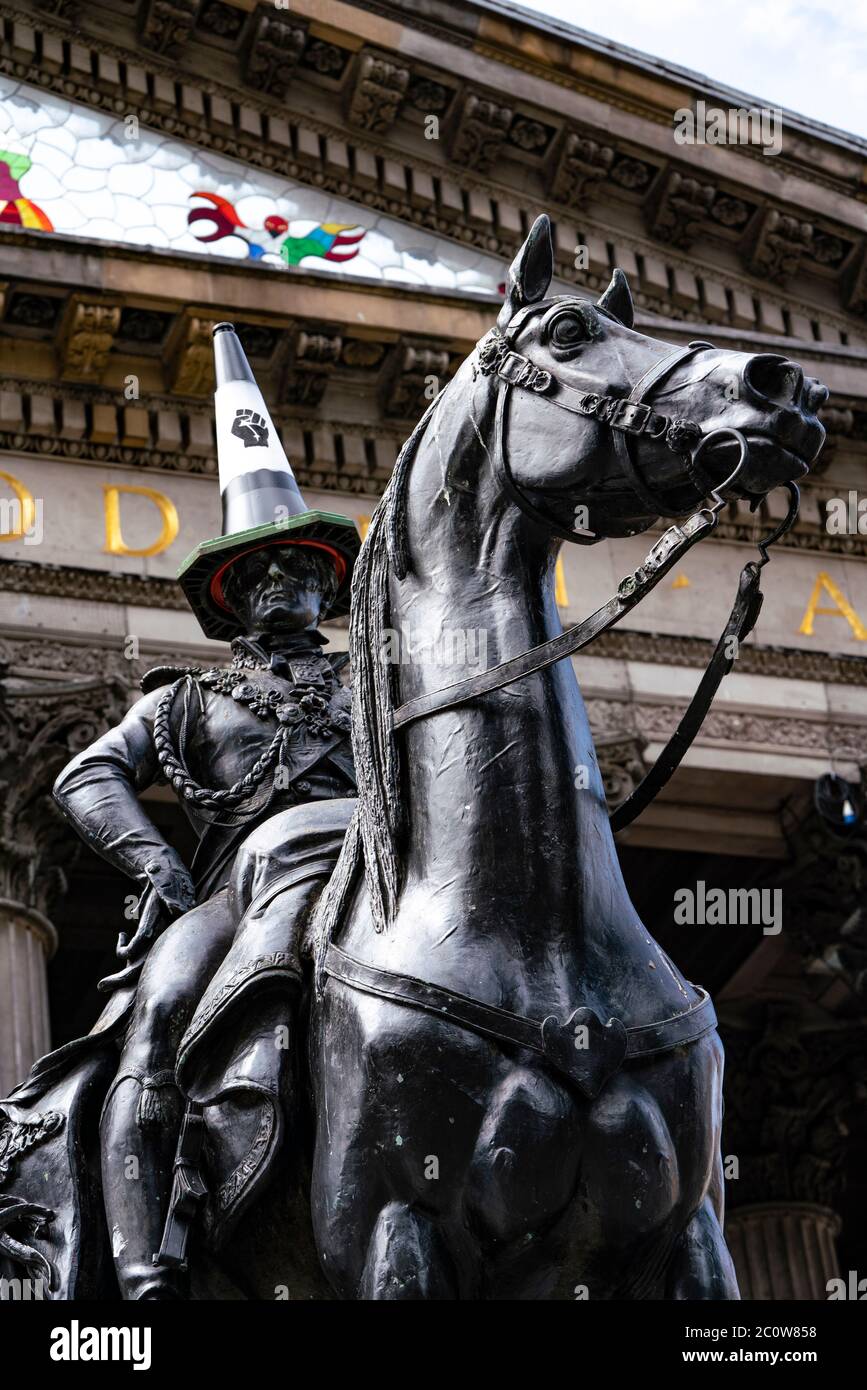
[391,379,631,952]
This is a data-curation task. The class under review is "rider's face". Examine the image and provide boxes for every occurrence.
[223,547,333,636]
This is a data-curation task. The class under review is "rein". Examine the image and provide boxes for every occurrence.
[391,316,801,830]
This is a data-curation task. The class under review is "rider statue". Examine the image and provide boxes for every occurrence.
[0,325,359,1299]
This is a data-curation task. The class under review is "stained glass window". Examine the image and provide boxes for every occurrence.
[0,77,504,295]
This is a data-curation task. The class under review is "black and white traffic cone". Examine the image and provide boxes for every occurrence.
[177,323,360,641]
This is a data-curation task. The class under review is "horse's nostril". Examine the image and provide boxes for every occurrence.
[743,354,805,407]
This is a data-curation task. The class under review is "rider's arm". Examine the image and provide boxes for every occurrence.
[53,687,194,912]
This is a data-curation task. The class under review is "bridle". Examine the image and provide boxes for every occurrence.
[476,307,746,540]
[391,303,801,831]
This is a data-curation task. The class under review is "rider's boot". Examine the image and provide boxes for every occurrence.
[100,1070,189,1300]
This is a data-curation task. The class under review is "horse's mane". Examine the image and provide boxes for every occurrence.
[312,393,446,974]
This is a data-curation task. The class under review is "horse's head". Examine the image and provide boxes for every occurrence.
[482,215,827,539]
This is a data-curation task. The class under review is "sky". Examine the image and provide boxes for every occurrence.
[507,0,867,140]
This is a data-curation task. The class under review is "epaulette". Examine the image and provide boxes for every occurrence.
[140,664,203,694]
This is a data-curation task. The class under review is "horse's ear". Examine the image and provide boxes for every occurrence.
[497,214,553,330]
[597,269,634,329]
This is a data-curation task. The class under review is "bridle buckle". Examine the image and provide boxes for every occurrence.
[605,399,654,434]
[497,349,552,393]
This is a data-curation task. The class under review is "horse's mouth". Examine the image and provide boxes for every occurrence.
[698,432,812,495]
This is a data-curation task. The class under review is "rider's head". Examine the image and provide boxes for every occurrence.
[221,544,340,638]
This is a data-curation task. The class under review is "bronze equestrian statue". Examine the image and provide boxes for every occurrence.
[0,325,359,1299]
[0,217,827,1299]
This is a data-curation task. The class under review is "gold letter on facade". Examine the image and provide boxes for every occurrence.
[798,571,867,641]
[0,468,37,541]
[104,484,179,557]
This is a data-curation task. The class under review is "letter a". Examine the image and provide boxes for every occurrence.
[799,571,867,641]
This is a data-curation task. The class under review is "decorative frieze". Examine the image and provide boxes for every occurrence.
[744,209,817,284]
[629,701,867,762]
[446,92,513,174]
[56,296,122,382]
[137,0,198,57]
[241,9,307,100]
[167,313,218,397]
[0,559,186,609]
[343,48,410,135]
[280,328,344,409]
[547,131,614,210]
[1,36,864,337]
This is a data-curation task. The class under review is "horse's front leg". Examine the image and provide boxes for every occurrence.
[309,982,488,1299]
[665,1193,740,1300]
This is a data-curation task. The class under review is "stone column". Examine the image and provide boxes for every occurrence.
[725,1202,842,1300]
[0,649,129,1099]
[720,1000,860,1302]
[0,898,57,1097]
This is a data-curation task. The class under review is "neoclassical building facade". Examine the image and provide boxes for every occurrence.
[0,0,865,1299]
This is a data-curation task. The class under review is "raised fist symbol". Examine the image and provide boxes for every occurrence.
[231,408,269,448]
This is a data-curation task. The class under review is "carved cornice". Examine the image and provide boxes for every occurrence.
[587,697,867,776]
[2,6,866,334]
[0,629,205,686]
[56,296,123,382]
[631,703,867,761]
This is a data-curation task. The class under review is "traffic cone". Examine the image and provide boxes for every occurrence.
[177,323,359,641]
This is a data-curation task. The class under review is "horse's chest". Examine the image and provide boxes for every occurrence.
[350,992,682,1245]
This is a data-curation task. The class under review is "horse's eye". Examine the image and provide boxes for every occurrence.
[549,313,587,348]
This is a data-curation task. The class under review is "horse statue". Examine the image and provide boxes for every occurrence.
[297,215,827,1299]
[0,216,826,1301]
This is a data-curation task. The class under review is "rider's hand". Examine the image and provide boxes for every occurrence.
[143,857,197,920]
[116,857,195,961]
